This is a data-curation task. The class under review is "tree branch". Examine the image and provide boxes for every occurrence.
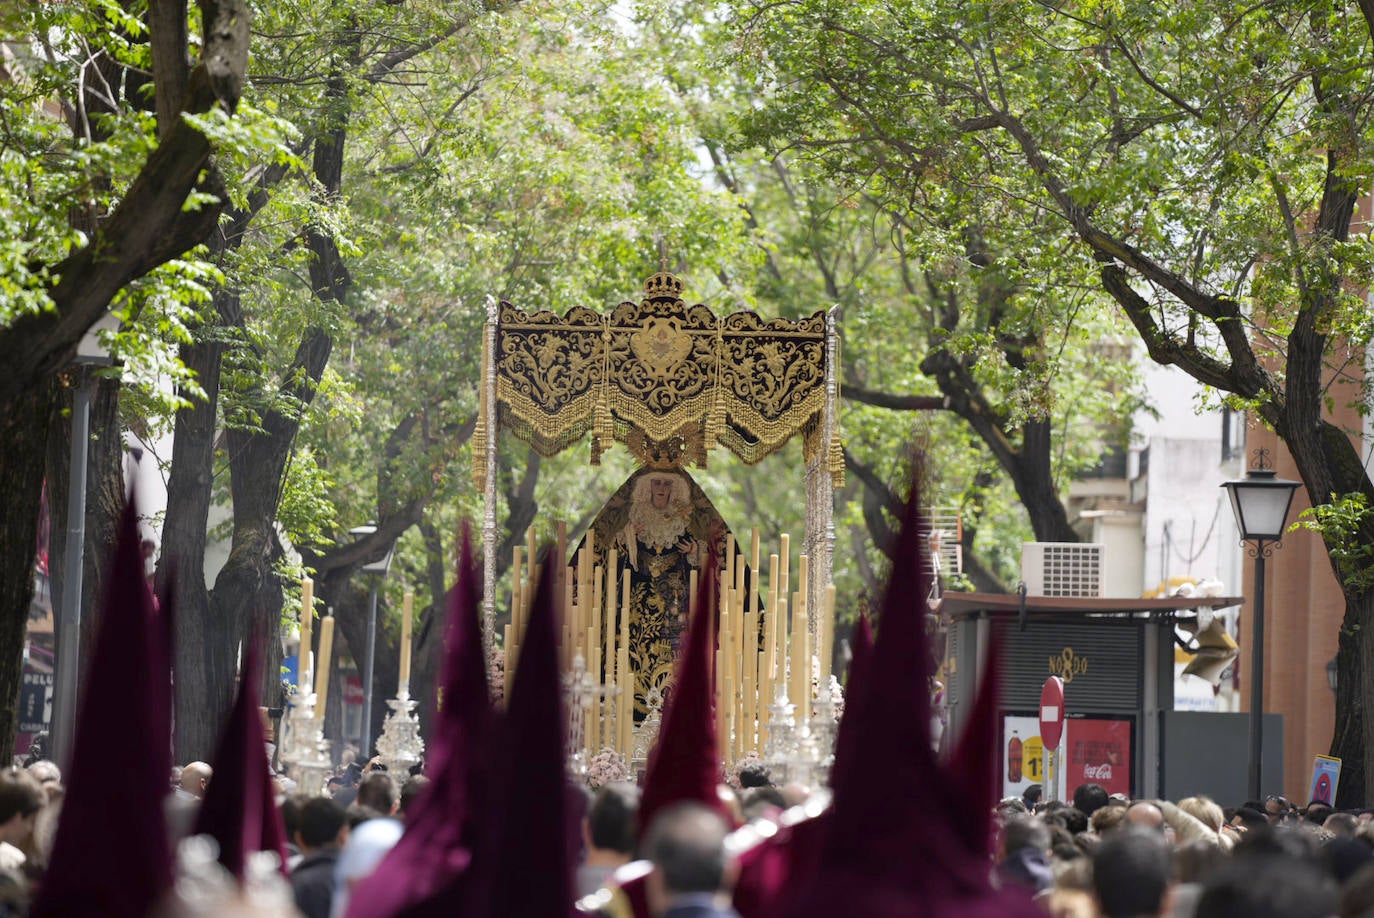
[0,0,250,406]
[844,385,949,412]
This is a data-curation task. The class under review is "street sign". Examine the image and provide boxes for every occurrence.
[18,671,53,735]
[1039,676,1065,750]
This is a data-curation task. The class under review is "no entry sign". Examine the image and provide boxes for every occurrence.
[1039,676,1065,750]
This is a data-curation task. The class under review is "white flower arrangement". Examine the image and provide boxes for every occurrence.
[585,747,630,789]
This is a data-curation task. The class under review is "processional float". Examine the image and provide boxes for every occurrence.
[473,266,845,784]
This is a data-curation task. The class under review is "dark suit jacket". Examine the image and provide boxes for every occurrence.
[290,848,339,918]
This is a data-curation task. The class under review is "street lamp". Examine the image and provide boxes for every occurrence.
[349,524,394,761]
[1221,450,1300,800]
[52,313,119,770]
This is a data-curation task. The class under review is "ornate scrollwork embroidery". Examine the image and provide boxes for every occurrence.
[488,272,839,473]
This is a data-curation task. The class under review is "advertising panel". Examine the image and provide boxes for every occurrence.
[1064,717,1132,798]
[1004,713,1133,799]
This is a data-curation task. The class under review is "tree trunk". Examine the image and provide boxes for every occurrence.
[1332,616,1367,807]
[0,382,57,759]
[1276,411,1374,806]
[162,293,233,761]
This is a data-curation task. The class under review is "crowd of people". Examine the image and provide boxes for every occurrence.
[991,780,1374,917]
[11,740,1374,918]
[10,487,1373,916]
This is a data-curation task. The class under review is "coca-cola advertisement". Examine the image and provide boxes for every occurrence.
[1066,718,1132,797]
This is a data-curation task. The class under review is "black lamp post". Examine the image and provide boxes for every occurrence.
[1221,451,1300,800]
[350,524,394,761]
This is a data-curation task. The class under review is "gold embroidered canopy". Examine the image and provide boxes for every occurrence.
[474,267,843,657]
[474,271,843,480]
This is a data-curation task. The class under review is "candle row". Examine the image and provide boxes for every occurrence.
[714,533,836,765]
[502,525,837,770]
[296,577,417,723]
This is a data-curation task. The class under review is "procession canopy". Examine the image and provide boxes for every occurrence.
[474,269,844,483]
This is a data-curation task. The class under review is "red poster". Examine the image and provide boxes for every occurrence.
[1065,719,1131,797]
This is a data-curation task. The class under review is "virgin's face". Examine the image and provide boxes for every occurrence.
[649,476,674,509]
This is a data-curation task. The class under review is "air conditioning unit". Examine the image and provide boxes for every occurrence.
[1021,542,1105,597]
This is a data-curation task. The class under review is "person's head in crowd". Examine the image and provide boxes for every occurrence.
[1073,783,1109,818]
[398,775,430,820]
[997,796,1029,821]
[1179,796,1226,834]
[1233,824,1322,863]
[1264,794,1292,822]
[1092,825,1173,918]
[346,804,385,829]
[586,783,640,863]
[1107,792,1132,809]
[1046,823,1080,864]
[642,802,736,917]
[1342,861,1374,917]
[997,814,1053,893]
[779,783,809,808]
[1091,805,1129,837]
[1195,853,1337,918]
[1047,806,1089,836]
[1305,802,1333,825]
[280,794,304,853]
[717,785,745,827]
[737,763,772,789]
[23,761,59,796]
[331,815,403,917]
[1322,835,1373,885]
[1126,801,1165,833]
[1022,783,1043,810]
[294,796,348,854]
[740,786,786,823]
[178,761,212,799]
[1325,812,1360,838]
[341,760,363,787]
[0,769,44,850]
[1042,888,1097,918]
[1175,838,1225,885]
[355,772,397,815]
[1231,806,1269,832]
[1073,831,1101,858]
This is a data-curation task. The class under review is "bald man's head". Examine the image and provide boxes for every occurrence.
[1125,801,1164,832]
[179,762,212,799]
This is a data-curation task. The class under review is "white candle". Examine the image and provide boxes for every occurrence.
[399,591,413,691]
[313,615,334,720]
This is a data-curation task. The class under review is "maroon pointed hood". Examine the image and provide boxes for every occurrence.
[35,497,174,917]
[778,467,1040,917]
[468,551,574,916]
[346,523,492,917]
[192,635,288,878]
[828,610,872,789]
[638,547,730,839]
[945,629,1004,858]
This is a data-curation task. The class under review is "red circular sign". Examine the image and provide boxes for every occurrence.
[1039,676,1065,750]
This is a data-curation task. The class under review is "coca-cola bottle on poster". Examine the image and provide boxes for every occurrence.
[1008,730,1023,783]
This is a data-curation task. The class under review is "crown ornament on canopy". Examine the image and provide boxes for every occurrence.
[642,269,685,301]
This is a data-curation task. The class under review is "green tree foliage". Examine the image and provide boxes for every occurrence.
[732,0,1374,802]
